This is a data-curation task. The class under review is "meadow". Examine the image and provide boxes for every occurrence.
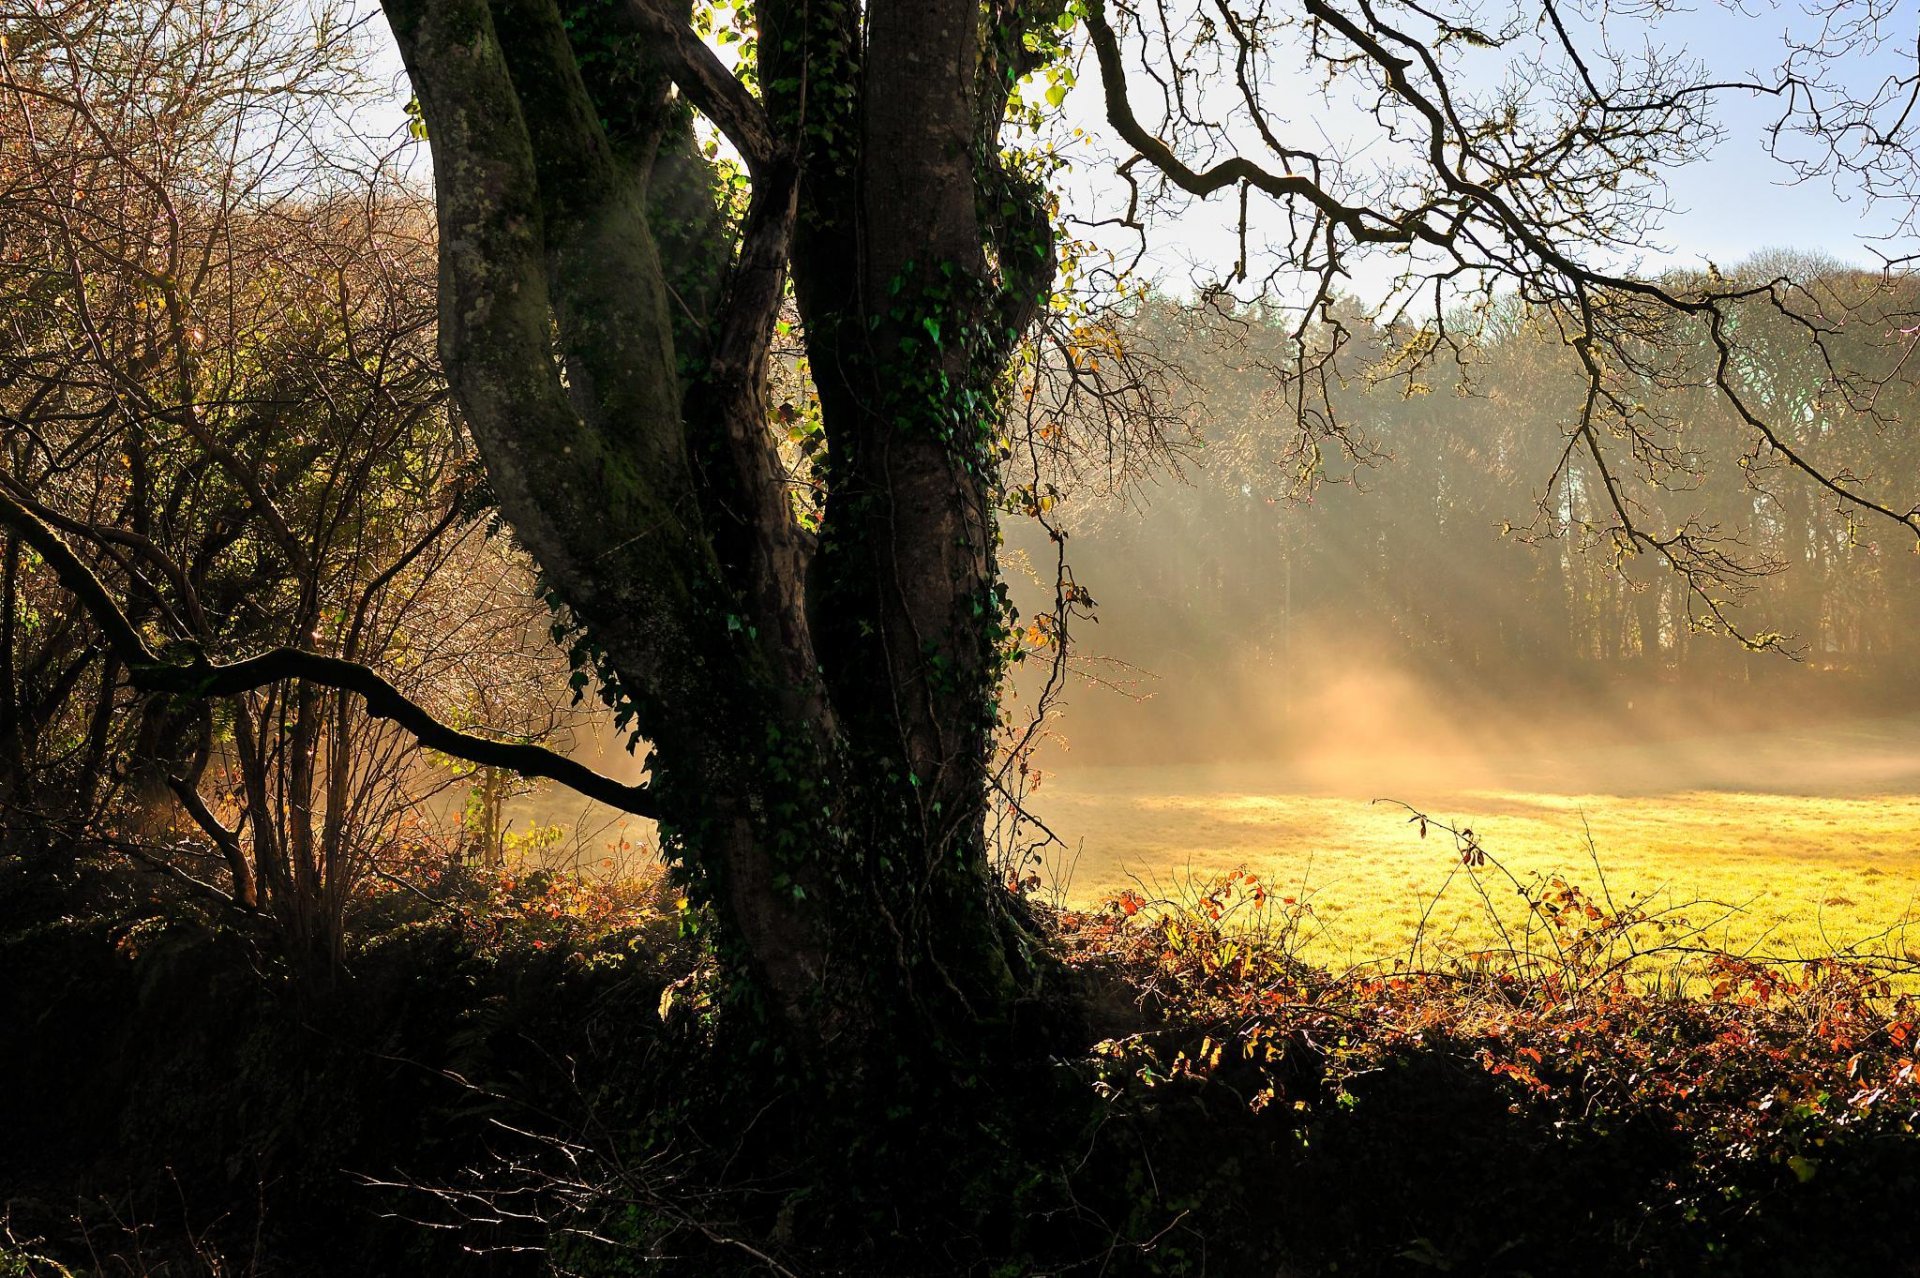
[1033,715,1920,969]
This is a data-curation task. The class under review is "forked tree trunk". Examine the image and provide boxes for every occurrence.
[383,0,1061,1064]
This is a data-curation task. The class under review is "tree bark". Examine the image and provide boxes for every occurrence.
[379,0,1063,1058]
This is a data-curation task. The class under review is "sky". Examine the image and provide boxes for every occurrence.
[1546,2,1908,268]
[1039,0,1914,296]
[350,0,1912,284]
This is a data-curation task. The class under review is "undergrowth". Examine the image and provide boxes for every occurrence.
[1048,811,1920,1275]
[6,823,1920,1276]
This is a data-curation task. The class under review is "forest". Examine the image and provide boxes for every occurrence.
[1038,278,1920,761]
[4,0,1920,1274]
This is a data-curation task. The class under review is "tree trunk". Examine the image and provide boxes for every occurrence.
[381,0,1062,1067]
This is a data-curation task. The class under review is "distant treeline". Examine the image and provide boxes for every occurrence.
[1029,257,1920,756]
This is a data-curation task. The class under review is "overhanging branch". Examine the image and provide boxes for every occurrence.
[621,0,779,178]
[0,484,658,818]
[1083,0,1446,249]
[1082,0,1920,608]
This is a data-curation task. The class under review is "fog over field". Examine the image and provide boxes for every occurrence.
[1026,708,1920,959]
[1017,556,1920,960]
[992,281,1920,957]
[1041,624,1920,797]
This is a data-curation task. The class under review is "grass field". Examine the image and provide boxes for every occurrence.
[500,714,1920,968]
[1031,715,1920,968]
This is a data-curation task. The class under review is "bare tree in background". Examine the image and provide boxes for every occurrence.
[0,0,579,970]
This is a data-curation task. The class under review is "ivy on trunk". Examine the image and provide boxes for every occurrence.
[381,0,1065,1058]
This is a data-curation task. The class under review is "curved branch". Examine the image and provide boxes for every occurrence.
[1085,0,1920,579]
[0,484,657,818]
[166,775,259,910]
[620,0,778,177]
[1083,0,1447,249]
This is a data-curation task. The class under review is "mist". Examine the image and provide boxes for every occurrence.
[1030,616,1920,799]
[1000,266,1920,929]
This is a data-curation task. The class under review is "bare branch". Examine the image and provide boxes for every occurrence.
[0,484,657,816]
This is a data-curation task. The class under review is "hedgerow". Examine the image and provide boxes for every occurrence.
[1050,837,1920,1275]
[7,828,1919,1276]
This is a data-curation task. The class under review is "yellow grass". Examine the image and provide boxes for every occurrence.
[494,715,1920,969]
[1033,729,1920,969]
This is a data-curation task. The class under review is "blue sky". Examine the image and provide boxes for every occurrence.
[358,0,1909,278]
[1632,1,1906,268]
[1040,1,1915,295]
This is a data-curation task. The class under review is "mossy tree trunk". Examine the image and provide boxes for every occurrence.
[382,0,1062,1065]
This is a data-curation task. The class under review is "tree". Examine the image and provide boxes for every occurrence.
[8,0,1920,1079]
[373,0,1916,1051]
[370,0,1079,1060]
[0,0,587,971]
